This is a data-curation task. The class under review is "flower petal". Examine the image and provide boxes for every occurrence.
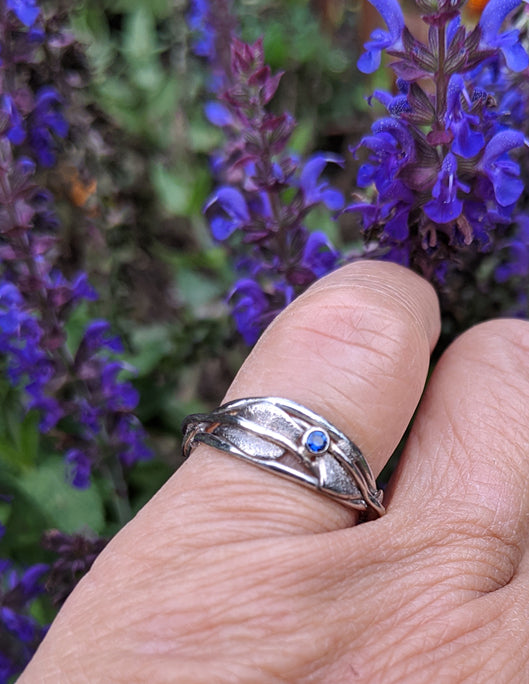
[368,0,404,42]
[479,0,523,43]
[481,129,524,166]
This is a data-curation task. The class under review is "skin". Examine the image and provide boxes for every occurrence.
[20,261,529,683]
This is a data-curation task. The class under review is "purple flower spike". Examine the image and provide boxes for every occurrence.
[479,0,529,71]
[0,556,48,677]
[357,0,405,73]
[424,153,469,224]
[479,130,524,206]
[199,30,344,343]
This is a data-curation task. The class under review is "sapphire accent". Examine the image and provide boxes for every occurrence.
[304,429,330,454]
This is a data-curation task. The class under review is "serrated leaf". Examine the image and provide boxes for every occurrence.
[18,458,105,534]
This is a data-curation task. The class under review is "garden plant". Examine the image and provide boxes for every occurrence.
[0,0,528,679]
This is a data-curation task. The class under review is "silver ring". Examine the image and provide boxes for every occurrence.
[182,397,385,519]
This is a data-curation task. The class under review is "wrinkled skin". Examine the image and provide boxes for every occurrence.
[21,262,529,683]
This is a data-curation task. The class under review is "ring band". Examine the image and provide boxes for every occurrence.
[182,397,385,519]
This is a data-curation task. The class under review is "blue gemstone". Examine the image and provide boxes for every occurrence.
[305,429,329,454]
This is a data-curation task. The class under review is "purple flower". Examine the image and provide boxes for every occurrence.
[187,0,217,59]
[424,153,470,224]
[65,448,92,489]
[348,0,529,292]
[343,201,381,231]
[42,530,107,606]
[479,0,529,72]
[230,279,268,345]
[354,118,414,198]
[479,129,524,206]
[78,399,101,434]
[200,33,344,343]
[357,0,405,73]
[445,76,485,158]
[101,362,139,412]
[1,559,48,678]
[204,102,233,127]
[48,271,98,309]
[298,154,344,210]
[0,0,153,513]
[302,232,340,277]
[1,95,26,145]
[27,395,64,431]
[0,280,60,430]
[28,87,69,167]
[115,415,152,467]
[80,320,124,355]
[384,204,411,240]
[204,187,250,240]
[6,0,40,27]
[370,89,412,116]
[495,216,529,281]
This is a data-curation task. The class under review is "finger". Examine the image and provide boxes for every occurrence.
[156,260,439,540]
[389,319,529,592]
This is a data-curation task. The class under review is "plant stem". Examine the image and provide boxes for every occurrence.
[435,23,447,128]
[101,460,132,526]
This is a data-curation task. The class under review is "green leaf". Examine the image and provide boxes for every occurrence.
[175,267,225,309]
[123,6,157,65]
[0,435,26,471]
[189,119,224,153]
[289,119,315,154]
[150,163,190,214]
[18,458,105,534]
[18,411,40,468]
[0,408,41,472]
[128,325,174,376]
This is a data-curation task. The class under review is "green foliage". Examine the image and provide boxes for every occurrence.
[18,459,105,535]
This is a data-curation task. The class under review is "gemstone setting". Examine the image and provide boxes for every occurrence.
[303,428,330,455]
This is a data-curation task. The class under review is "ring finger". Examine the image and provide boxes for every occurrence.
[161,260,440,541]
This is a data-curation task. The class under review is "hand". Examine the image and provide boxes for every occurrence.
[20,262,529,683]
